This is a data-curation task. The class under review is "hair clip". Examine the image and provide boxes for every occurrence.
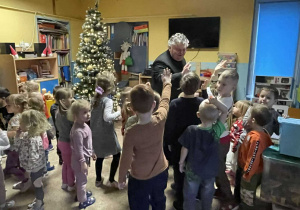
[95,86,104,95]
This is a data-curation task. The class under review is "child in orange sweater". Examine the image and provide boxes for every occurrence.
[237,104,273,209]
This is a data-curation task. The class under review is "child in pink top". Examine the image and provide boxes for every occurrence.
[68,100,95,209]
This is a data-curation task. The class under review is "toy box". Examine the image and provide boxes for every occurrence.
[278,117,300,158]
[261,147,300,209]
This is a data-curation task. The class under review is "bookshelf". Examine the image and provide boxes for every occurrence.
[0,54,59,94]
[37,16,71,85]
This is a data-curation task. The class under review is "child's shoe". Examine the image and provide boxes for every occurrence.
[12,181,23,190]
[47,144,54,151]
[95,178,103,187]
[61,183,68,190]
[67,185,75,192]
[46,162,55,171]
[0,200,15,209]
[27,198,36,208]
[107,180,118,188]
[75,191,93,202]
[29,199,44,210]
[79,197,96,209]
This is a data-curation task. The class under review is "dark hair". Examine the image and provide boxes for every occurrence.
[261,86,279,100]
[251,104,272,126]
[130,84,154,113]
[0,87,10,98]
[180,72,200,95]
[53,85,63,97]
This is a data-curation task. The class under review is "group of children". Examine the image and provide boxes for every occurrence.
[0,60,281,210]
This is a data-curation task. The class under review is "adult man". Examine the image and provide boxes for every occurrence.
[152,33,191,101]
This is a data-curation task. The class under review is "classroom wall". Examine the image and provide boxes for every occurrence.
[99,0,255,99]
[0,0,95,59]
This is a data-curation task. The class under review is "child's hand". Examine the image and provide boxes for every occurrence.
[215,60,227,72]
[201,79,209,90]
[182,62,191,75]
[118,182,126,190]
[208,96,218,105]
[161,68,172,84]
[179,162,185,173]
[92,153,97,161]
[282,114,289,119]
[145,82,151,87]
[232,145,237,153]
[81,162,88,175]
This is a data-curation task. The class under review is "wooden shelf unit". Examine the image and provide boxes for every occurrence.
[0,54,59,94]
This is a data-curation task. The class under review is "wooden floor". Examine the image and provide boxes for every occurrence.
[2,121,222,210]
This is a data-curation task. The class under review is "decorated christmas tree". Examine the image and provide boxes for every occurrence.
[73,4,116,101]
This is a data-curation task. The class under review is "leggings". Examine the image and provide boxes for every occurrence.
[95,153,120,183]
[30,168,44,201]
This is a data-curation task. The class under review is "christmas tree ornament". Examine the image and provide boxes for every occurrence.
[87,65,93,71]
[77,73,83,78]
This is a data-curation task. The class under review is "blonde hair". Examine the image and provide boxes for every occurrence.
[92,71,115,108]
[198,101,219,123]
[54,88,73,113]
[219,70,239,85]
[5,94,28,111]
[25,81,39,93]
[67,99,90,122]
[234,100,251,118]
[28,93,44,112]
[20,109,51,137]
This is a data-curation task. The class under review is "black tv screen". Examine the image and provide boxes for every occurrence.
[169,17,220,49]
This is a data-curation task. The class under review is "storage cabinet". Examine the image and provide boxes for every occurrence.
[0,54,59,94]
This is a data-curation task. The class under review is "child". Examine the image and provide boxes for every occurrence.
[3,94,28,185]
[120,87,134,136]
[213,68,239,207]
[68,100,96,209]
[28,93,55,172]
[244,86,280,136]
[17,109,51,210]
[164,71,204,209]
[90,71,121,188]
[178,97,227,210]
[55,88,75,191]
[25,81,52,149]
[237,104,273,209]
[124,84,160,131]
[226,100,251,182]
[118,68,171,210]
[0,87,13,130]
[50,85,63,165]
[0,128,15,209]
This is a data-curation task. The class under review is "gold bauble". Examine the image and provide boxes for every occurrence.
[87,65,93,71]
[77,73,83,78]
[115,92,121,99]
[84,37,91,43]
[96,38,103,45]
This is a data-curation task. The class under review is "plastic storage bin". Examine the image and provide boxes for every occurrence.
[278,117,300,158]
[261,147,300,209]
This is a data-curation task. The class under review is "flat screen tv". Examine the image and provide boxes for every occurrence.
[169,17,220,49]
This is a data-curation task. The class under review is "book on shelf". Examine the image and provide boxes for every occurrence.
[132,32,148,46]
[57,52,70,66]
[134,24,148,30]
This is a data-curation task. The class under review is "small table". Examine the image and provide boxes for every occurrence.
[261,146,300,209]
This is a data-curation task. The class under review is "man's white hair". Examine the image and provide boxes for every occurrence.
[168,33,189,48]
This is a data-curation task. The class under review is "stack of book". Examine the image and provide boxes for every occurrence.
[132,24,148,46]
